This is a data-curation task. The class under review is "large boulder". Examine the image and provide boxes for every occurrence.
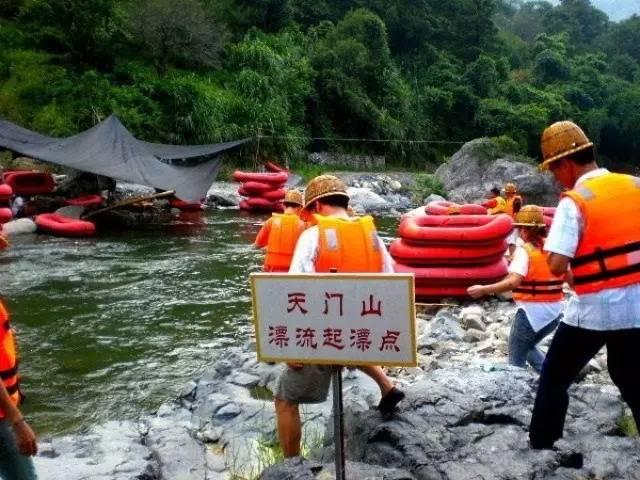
[435,138,560,206]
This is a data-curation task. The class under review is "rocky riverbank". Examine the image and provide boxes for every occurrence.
[33,299,639,480]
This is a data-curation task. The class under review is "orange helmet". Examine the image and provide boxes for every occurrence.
[504,183,518,194]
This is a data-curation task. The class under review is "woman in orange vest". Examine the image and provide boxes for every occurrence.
[0,301,38,479]
[468,206,565,372]
[254,190,305,272]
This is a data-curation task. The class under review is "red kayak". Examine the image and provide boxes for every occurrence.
[426,201,487,216]
[35,213,96,237]
[65,194,104,208]
[399,213,513,246]
[169,198,204,211]
[232,171,288,184]
[0,208,12,224]
[390,238,507,266]
[395,259,508,285]
[0,184,13,203]
[3,171,55,196]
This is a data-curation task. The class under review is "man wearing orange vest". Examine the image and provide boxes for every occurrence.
[254,190,305,272]
[273,175,405,457]
[529,121,640,450]
[468,206,564,372]
[0,301,38,479]
[504,183,523,217]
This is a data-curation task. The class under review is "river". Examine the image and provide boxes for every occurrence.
[1,210,397,436]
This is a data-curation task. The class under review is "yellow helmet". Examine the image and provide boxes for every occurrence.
[304,175,349,209]
[513,205,546,227]
[283,189,303,207]
[504,183,518,194]
[540,121,593,171]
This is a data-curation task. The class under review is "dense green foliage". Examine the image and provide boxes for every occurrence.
[0,0,639,167]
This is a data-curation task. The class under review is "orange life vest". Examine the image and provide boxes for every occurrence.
[0,301,21,418]
[488,196,507,215]
[505,195,523,217]
[264,213,305,272]
[314,215,383,273]
[512,243,565,302]
[563,172,640,295]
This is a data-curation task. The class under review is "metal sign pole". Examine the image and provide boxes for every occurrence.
[332,368,346,480]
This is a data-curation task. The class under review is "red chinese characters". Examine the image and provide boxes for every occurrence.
[323,328,345,350]
[350,328,372,352]
[361,294,382,316]
[379,330,401,352]
[287,292,308,314]
[268,325,289,348]
[295,327,318,349]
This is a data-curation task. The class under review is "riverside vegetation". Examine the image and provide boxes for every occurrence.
[1,1,640,168]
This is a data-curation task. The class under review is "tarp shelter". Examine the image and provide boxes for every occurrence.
[0,115,248,202]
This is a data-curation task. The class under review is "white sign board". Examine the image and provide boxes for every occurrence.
[251,273,416,367]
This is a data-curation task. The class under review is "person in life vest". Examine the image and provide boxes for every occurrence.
[254,190,305,272]
[527,120,640,450]
[468,206,566,372]
[482,187,507,215]
[0,301,38,479]
[504,183,523,217]
[273,175,405,457]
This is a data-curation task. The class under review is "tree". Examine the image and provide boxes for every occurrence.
[128,0,225,74]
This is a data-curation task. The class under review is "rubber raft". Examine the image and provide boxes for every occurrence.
[391,201,513,299]
[234,162,289,213]
[35,213,96,237]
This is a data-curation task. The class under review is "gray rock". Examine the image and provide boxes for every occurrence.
[435,138,560,206]
[2,218,37,236]
[424,193,446,204]
[259,458,416,480]
[206,182,242,207]
[426,311,465,341]
[460,306,487,331]
[347,187,389,211]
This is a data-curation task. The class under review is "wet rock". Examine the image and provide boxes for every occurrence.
[460,306,487,331]
[259,458,416,480]
[425,310,465,341]
[206,182,242,207]
[347,187,389,211]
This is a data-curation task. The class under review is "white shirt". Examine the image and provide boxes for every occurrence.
[544,168,640,331]
[289,225,395,274]
[508,246,563,332]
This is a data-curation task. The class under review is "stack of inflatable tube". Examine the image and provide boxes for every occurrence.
[0,184,13,224]
[35,213,96,237]
[391,206,513,299]
[233,169,289,212]
[3,171,55,196]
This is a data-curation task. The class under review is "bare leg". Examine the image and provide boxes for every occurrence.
[274,396,301,457]
[357,365,394,395]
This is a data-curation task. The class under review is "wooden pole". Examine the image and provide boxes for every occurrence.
[82,190,176,219]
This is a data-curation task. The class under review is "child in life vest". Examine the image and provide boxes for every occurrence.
[467,205,566,372]
[254,190,305,272]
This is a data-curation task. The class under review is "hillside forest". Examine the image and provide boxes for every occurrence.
[1,0,640,169]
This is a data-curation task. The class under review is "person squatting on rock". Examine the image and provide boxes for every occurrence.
[0,300,38,479]
[528,120,640,449]
[482,187,507,215]
[467,205,566,372]
[273,175,405,458]
[254,190,305,272]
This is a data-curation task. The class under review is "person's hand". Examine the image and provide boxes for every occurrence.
[287,362,304,370]
[467,285,487,299]
[13,419,37,456]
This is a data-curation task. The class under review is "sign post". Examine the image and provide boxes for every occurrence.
[251,273,416,480]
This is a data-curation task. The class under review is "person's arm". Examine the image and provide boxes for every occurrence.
[548,253,571,276]
[544,197,581,276]
[253,218,272,248]
[467,272,524,299]
[0,383,37,456]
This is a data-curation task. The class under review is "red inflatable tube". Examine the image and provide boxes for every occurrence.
[394,259,508,285]
[426,201,487,216]
[232,171,288,184]
[35,213,96,237]
[264,161,288,173]
[415,285,475,298]
[169,198,204,211]
[398,213,513,246]
[240,198,283,212]
[240,181,286,194]
[0,184,13,203]
[238,187,286,201]
[65,194,104,207]
[3,171,55,196]
[389,238,507,266]
[0,208,12,224]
